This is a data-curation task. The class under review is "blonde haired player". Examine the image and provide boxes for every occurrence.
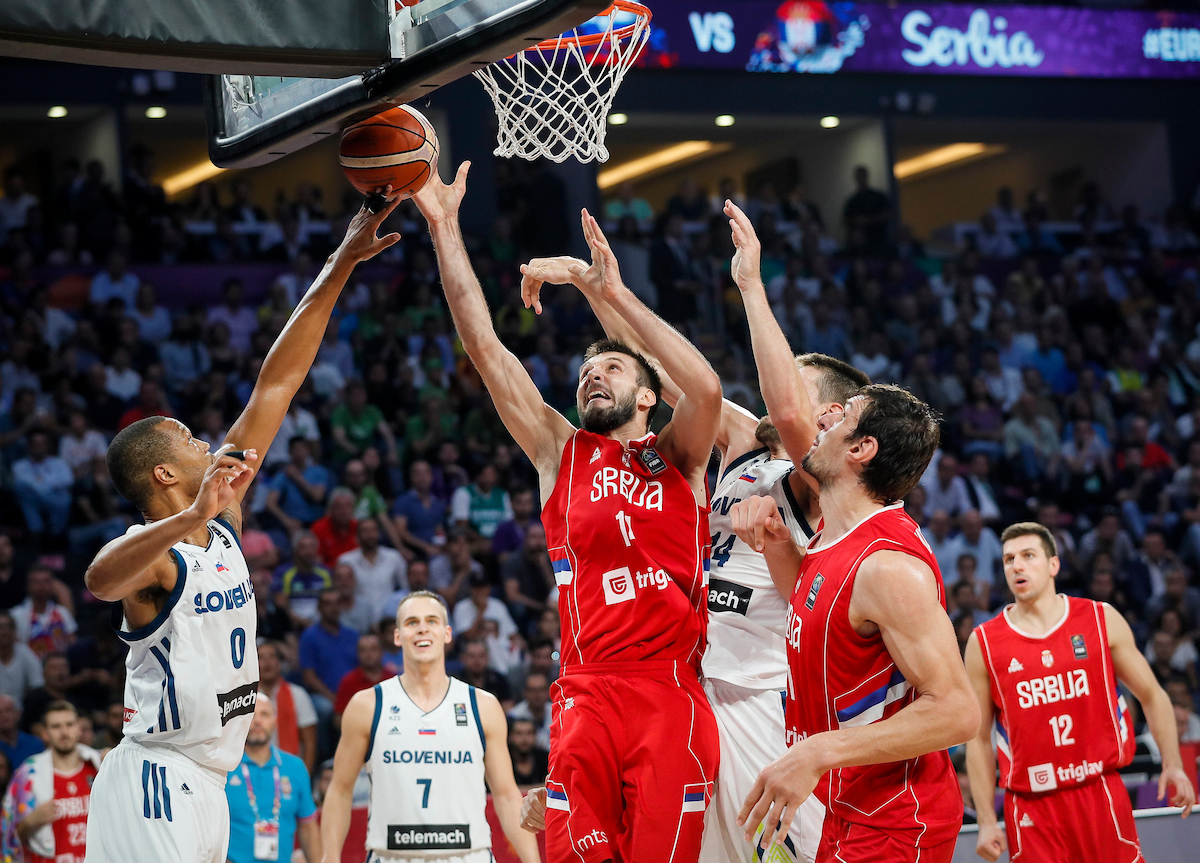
[965,522,1195,862]
[320,590,539,863]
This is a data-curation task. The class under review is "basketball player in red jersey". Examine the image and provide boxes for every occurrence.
[965,522,1195,862]
[412,164,721,863]
[729,386,980,862]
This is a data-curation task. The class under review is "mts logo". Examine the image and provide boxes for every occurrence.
[577,829,608,852]
[689,12,735,53]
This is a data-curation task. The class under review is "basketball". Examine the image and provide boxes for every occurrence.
[339,104,439,200]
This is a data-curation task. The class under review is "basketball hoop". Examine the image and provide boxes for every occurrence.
[473,1,652,164]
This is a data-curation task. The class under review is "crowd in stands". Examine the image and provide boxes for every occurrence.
[0,146,1199,814]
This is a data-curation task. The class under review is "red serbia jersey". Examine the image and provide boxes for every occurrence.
[976,596,1135,794]
[786,503,962,847]
[26,762,98,863]
[541,429,710,670]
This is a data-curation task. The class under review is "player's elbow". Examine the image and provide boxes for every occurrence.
[84,561,121,602]
[690,372,723,411]
[945,688,982,745]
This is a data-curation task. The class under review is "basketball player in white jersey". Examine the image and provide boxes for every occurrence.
[518,204,869,862]
[321,591,539,863]
[83,199,404,863]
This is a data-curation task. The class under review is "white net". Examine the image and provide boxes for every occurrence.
[473,1,651,163]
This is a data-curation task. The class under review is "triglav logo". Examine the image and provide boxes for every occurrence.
[901,10,1044,69]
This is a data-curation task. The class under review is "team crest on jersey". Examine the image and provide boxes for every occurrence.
[390,704,401,715]
[1008,658,1024,673]
[1071,634,1087,659]
[1041,649,1054,668]
[805,574,825,610]
[454,703,468,726]
[639,447,668,476]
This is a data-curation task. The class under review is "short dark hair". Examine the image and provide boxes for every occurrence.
[1000,522,1058,560]
[107,416,175,512]
[584,339,664,427]
[848,384,940,503]
[796,353,871,405]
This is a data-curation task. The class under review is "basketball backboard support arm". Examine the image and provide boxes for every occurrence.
[205,0,607,169]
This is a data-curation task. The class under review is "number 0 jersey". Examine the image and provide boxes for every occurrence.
[541,429,711,671]
[787,503,961,847]
[703,448,814,690]
[364,676,490,856]
[115,517,259,774]
[975,596,1135,794]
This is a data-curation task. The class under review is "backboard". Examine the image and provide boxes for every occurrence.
[205,0,608,168]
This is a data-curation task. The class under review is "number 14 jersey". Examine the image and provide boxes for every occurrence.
[541,430,711,671]
[975,596,1134,794]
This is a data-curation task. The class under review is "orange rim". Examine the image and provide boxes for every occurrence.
[529,0,651,52]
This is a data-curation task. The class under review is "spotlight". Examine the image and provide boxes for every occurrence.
[715,115,735,127]
[47,106,68,118]
[145,106,167,119]
[820,116,840,129]
[608,113,628,125]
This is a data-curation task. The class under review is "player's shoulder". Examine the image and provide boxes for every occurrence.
[854,548,939,608]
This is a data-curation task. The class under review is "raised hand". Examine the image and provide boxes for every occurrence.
[520,256,591,315]
[187,450,257,523]
[725,199,763,291]
[729,495,792,553]
[413,161,471,227]
[337,190,403,264]
[580,209,625,302]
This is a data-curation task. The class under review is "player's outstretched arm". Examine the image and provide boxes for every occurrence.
[414,163,574,486]
[964,632,1006,862]
[1105,603,1196,816]
[728,496,804,598]
[85,452,253,604]
[725,201,817,469]
[739,550,979,850]
[320,687,374,863]
[521,219,757,462]
[574,211,721,483]
[223,197,403,520]
[478,691,543,863]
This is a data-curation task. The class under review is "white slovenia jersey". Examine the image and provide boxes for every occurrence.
[365,676,491,857]
[116,517,259,774]
[703,449,816,690]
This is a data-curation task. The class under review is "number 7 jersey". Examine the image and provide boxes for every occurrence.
[540,430,711,670]
[115,517,259,774]
[975,596,1134,794]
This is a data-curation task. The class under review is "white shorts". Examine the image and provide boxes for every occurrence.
[366,850,494,862]
[85,739,230,863]
[700,679,824,863]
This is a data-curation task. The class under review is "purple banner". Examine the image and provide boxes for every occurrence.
[633,2,1200,78]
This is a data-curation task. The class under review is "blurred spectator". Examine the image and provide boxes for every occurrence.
[0,613,41,710]
[453,573,518,643]
[12,433,74,542]
[311,489,358,568]
[263,393,322,470]
[451,464,512,548]
[224,697,318,863]
[0,169,38,242]
[12,569,76,658]
[88,251,139,309]
[604,183,653,225]
[265,438,332,534]
[252,569,293,642]
[330,380,397,464]
[454,637,511,705]
[507,717,548,788]
[338,517,406,620]
[332,634,395,729]
[392,460,447,557]
[206,278,259,354]
[501,524,555,633]
[843,166,891,254]
[508,672,552,751]
[275,531,331,624]
[257,641,317,774]
[129,283,172,343]
[19,654,74,733]
[922,453,972,519]
[973,212,1018,258]
[332,563,375,635]
[57,412,106,478]
[298,589,359,752]
[0,695,42,767]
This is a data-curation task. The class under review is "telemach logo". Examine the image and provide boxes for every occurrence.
[387,824,470,850]
[217,682,257,725]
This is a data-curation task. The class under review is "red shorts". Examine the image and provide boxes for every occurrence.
[815,813,956,863]
[544,661,720,863]
[1004,771,1141,863]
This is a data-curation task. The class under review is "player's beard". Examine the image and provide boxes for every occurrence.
[754,417,782,451]
[580,389,638,434]
[800,446,833,490]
